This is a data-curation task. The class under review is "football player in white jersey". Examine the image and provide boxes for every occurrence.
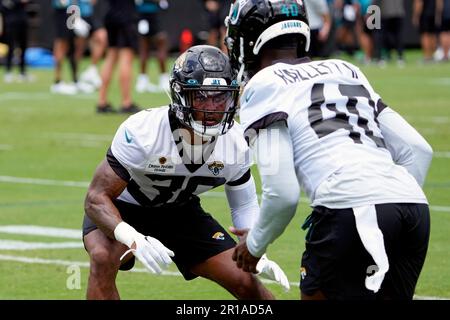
[225,0,433,300]
[82,45,289,299]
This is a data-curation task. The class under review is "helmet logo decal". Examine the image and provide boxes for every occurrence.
[203,78,227,86]
[187,79,199,85]
[282,21,302,29]
[281,3,299,17]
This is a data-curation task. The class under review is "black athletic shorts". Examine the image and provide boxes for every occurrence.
[83,16,103,34]
[82,197,236,280]
[441,18,450,32]
[105,19,138,51]
[53,9,75,39]
[420,16,438,34]
[206,3,228,30]
[138,13,164,37]
[300,203,430,300]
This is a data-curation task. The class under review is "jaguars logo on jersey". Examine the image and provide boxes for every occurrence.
[212,232,225,240]
[207,161,225,176]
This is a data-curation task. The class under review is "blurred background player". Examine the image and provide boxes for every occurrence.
[413,0,439,63]
[50,0,77,95]
[78,0,108,90]
[355,0,374,65]
[373,0,406,66]
[437,0,450,61]
[50,0,93,95]
[202,0,228,52]
[1,0,32,83]
[97,0,139,113]
[135,0,170,93]
[334,0,358,57]
[304,0,331,58]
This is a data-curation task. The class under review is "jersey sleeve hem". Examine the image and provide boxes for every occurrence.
[226,169,251,187]
[107,147,131,182]
[244,112,289,142]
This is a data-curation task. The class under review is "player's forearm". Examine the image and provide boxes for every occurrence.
[84,192,123,239]
[246,122,300,257]
[247,186,298,257]
[378,107,433,186]
[226,177,260,230]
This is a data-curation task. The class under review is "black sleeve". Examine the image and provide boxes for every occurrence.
[244,111,289,145]
[226,169,251,187]
[377,99,388,114]
[106,147,131,182]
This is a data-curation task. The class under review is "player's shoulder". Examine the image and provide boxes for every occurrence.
[122,105,168,126]
[115,105,170,151]
[222,122,250,151]
[121,106,169,135]
[246,65,281,89]
[111,106,171,166]
[325,58,362,73]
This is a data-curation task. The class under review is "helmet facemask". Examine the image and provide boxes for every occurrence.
[169,45,240,139]
[183,88,239,138]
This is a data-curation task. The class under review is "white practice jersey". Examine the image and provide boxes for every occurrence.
[240,58,427,208]
[110,106,251,207]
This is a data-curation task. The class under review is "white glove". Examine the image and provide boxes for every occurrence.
[256,254,290,292]
[114,222,174,274]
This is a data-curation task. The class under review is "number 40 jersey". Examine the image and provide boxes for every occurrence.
[239,58,428,209]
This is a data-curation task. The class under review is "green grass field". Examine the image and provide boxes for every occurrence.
[0,52,449,300]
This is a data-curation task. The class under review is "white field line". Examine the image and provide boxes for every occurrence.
[1,175,450,212]
[405,116,449,124]
[42,133,111,149]
[0,144,13,151]
[0,225,81,239]
[0,254,184,277]
[434,152,450,158]
[0,92,95,101]
[0,240,83,250]
[44,132,113,142]
[0,176,89,188]
[429,78,450,86]
[0,254,447,299]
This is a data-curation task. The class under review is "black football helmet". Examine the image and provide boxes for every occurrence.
[170,45,239,138]
[225,0,310,83]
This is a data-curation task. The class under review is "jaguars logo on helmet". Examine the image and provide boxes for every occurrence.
[169,45,240,138]
[225,0,310,84]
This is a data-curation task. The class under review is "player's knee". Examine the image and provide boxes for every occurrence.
[89,247,120,273]
[231,273,265,299]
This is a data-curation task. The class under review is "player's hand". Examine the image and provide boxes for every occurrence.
[115,222,174,274]
[229,227,260,273]
[256,254,290,292]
